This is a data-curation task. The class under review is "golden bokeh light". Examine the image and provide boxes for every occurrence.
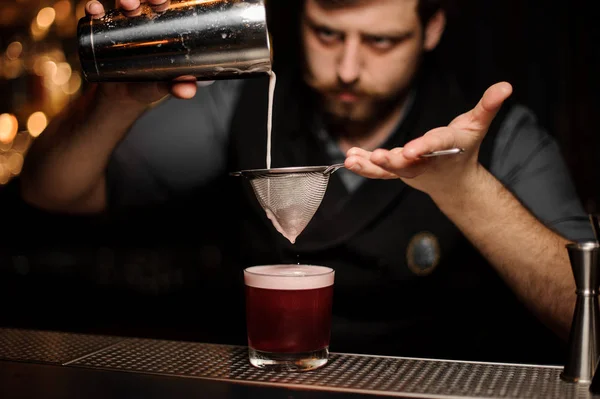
[11,132,31,153]
[27,112,48,137]
[63,71,82,95]
[37,7,57,29]
[0,140,13,152]
[0,164,9,185]
[0,114,18,144]
[30,20,49,41]
[33,55,51,76]
[3,58,23,80]
[53,62,72,85]
[2,1,84,185]
[6,41,23,60]
[6,151,24,175]
[42,60,58,79]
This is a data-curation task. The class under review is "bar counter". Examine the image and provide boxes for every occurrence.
[1,328,599,398]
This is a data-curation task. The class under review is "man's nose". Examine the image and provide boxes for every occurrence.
[337,38,361,85]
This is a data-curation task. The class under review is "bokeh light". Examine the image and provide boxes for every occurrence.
[0,114,18,144]
[1,0,85,185]
[37,7,57,29]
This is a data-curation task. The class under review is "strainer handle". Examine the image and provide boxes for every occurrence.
[324,163,346,175]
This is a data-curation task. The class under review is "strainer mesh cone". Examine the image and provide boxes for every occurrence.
[249,172,331,244]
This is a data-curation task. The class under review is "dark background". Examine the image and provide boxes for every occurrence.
[446,0,599,213]
[0,0,598,364]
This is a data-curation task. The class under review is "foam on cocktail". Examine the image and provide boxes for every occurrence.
[244,264,334,290]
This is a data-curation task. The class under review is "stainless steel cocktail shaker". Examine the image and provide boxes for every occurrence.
[77,0,272,82]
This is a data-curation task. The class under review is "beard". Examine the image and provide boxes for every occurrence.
[305,77,403,127]
[322,94,385,123]
[319,89,406,139]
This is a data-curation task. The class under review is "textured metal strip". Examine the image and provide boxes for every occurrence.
[0,328,125,364]
[69,338,597,398]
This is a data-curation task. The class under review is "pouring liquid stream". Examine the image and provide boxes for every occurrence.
[266,71,276,233]
[264,70,301,245]
[266,70,276,170]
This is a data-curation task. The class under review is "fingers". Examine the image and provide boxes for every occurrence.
[118,0,168,12]
[119,0,170,16]
[118,0,142,11]
[346,147,372,159]
[344,83,512,183]
[401,127,458,160]
[371,148,410,169]
[151,0,170,12]
[345,147,399,180]
[449,81,513,134]
[170,82,197,99]
[85,1,105,18]
[345,146,432,180]
[403,82,512,159]
[472,81,513,129]
[370,148,428,178]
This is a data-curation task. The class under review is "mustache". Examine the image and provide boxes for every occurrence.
[330,89,367,97]
[322,86,377,98]
[317,82,384,99]
[304,76,375,97]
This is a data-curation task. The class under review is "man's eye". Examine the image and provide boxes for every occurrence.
[316,28,341,43]
[366,37,395,50]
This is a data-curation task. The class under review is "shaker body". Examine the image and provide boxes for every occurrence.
[78,0,272,82]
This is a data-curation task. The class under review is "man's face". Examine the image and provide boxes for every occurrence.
[301,0,432,124]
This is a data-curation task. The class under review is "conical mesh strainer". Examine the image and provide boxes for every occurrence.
[231,148,464,243]
[231,164,344,244]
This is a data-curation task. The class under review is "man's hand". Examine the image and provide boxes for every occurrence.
[86,0,199,105]
[344,82,513,198]
[346,81,577,338]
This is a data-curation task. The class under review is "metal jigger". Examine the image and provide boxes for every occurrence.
[561,241,600,383]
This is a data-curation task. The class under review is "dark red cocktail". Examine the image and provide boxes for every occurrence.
[244,265,334,371]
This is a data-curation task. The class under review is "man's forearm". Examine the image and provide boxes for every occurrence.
[20,86,150,213]
[430,164,576,339]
